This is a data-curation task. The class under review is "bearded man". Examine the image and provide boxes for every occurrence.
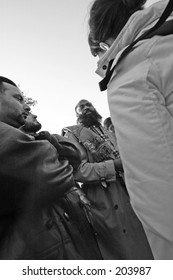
[62,99,153,260]
[0,78,100,260]
[21,113,42,135]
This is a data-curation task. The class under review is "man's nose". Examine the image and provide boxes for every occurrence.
[83,104,89,110]
[23,103,31,113]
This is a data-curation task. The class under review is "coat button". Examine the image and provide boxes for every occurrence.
[102,65,107,70]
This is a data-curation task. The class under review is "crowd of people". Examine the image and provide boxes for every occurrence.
[0,0,173,260]
[0,78,153,260]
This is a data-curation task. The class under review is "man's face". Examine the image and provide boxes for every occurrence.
[76,100,95,116]
[22,113,42,133]
[0,82,30,128]
[76,100,102,127]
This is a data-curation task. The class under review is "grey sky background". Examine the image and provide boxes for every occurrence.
[0,0,157,133]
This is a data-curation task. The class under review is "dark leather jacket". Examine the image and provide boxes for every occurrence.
[0,121,101,259]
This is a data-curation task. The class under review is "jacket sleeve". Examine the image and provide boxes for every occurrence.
[63,130,116,185]
[0,125,75,213]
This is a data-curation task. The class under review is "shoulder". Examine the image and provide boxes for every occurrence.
[0,121,31,142]
[62,124,82,137]
[141,35,173,96]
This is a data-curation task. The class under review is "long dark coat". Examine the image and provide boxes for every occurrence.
[62,124,153,259]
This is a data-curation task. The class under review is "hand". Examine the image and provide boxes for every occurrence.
[36,132,82,171]
[56,140,82,171]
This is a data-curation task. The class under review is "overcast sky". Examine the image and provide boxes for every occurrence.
[0,0,158,133]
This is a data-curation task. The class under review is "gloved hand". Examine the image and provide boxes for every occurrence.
[36,131,82,171]
[56,140,82,171]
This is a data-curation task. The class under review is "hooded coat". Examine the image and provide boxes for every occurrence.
[96,0,173,259]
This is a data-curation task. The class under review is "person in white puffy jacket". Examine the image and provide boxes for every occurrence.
[88,0,173,259]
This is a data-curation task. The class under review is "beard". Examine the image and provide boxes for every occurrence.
[22,121,42,133]
[77,109,102,127]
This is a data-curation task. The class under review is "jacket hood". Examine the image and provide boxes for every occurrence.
[96,0,171,78]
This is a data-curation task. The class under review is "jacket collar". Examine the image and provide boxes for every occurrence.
[96,0,170,78]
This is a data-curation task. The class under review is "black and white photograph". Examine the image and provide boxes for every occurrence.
[0,0,172,279]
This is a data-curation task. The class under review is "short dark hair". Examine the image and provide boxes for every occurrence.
[0,76,17,91]
[88,0,146,56]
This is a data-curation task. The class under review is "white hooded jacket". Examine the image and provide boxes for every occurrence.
[96,0,173,259]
